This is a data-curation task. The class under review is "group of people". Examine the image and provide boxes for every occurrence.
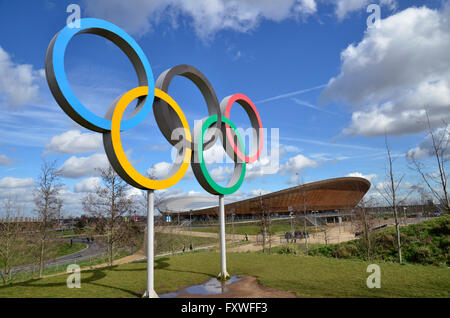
[182,243,194,253]
[284,230,309,243]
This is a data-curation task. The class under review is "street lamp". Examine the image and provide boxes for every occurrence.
[289,212,294,233]
[288,206,294,233]
[313,210,318,234]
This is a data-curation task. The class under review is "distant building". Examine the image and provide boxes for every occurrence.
[159,177,370,221]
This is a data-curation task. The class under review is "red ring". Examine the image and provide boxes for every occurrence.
[224,93,263,164]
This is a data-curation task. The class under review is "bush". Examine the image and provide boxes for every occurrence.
[309,245,335,258]
[310,215,450,266]
[333,244,359,259]
[407,245,433,264]
[277,245,298,255]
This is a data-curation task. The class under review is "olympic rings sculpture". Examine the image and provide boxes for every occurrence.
[45,18,263,195]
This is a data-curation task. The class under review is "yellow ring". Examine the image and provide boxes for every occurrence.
[110,86,192,189]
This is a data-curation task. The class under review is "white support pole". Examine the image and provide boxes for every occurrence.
[218,194,229,280]
[144,190,158,298]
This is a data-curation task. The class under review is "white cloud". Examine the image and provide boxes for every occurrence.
[250,189,271,196]
[147,161,194,180]
[0,177,35,204]
[406,145,429,161]
[204,152,318,183]
[74,177,101,193]
[147,161,172,180]
[406,127,450,160]
[282,154,318,172]
[209,165,234,182]
[58,153,109,178]
[320,5,450,136]
[58,187,85,216]
[280,154,319,184]
[84,0,317,40]
[0,177,34,188]
[0,46,44,107]
[46,130,103,154]
[279,144,301,157]
[246,156,279,179]
[346,172,377,182]
[126,187,144,198]
[202,143,228,164]
[0,154,14,166]
[334,0,396,20]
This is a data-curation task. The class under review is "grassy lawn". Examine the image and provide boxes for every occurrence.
[52,242,86,258]
[155,233,218,255]
[0,251,448,298]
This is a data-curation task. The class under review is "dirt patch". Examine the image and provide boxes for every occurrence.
[175,276,296,298]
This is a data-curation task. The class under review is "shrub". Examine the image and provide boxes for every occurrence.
[407,245,433,264]
[333,244,358,258]
[277,245,298,255]
[309,215,449,266]
[309,245,335,258]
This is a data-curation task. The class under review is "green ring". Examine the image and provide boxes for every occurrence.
[198,115,246,195]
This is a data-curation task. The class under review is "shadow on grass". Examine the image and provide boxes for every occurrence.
[0,255,216,297]
[0,265,142,297]
[0,267,108,289]
[154,257,214,277]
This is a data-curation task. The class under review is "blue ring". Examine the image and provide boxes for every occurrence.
[49,18,154,131]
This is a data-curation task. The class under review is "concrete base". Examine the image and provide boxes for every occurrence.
[217,271,230,281]
[143,289,159,298]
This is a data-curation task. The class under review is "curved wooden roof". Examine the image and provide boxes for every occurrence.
[177,177,370,216]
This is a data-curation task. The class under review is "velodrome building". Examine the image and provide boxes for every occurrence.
[158,177,370,222]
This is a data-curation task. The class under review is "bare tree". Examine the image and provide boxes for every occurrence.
[409,115,450,213]
[258,193,271,253]
[410,184,435,218]
[121,215,143,255]
[354,197,374,260]
[0,198,27,284]
[83,165,135,266]
[377,136,410,263]
[296,176,309,254]
[34,160,63,278]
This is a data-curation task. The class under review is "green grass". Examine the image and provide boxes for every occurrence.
[0,250,448,298]
[53,242,86,258]
[155,233,218,254]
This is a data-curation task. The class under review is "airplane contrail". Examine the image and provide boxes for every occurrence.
[255,83,327,104]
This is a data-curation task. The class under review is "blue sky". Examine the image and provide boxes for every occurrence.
[0,0,448,216]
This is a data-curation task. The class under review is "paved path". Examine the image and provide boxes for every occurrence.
[11,238,107,274]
